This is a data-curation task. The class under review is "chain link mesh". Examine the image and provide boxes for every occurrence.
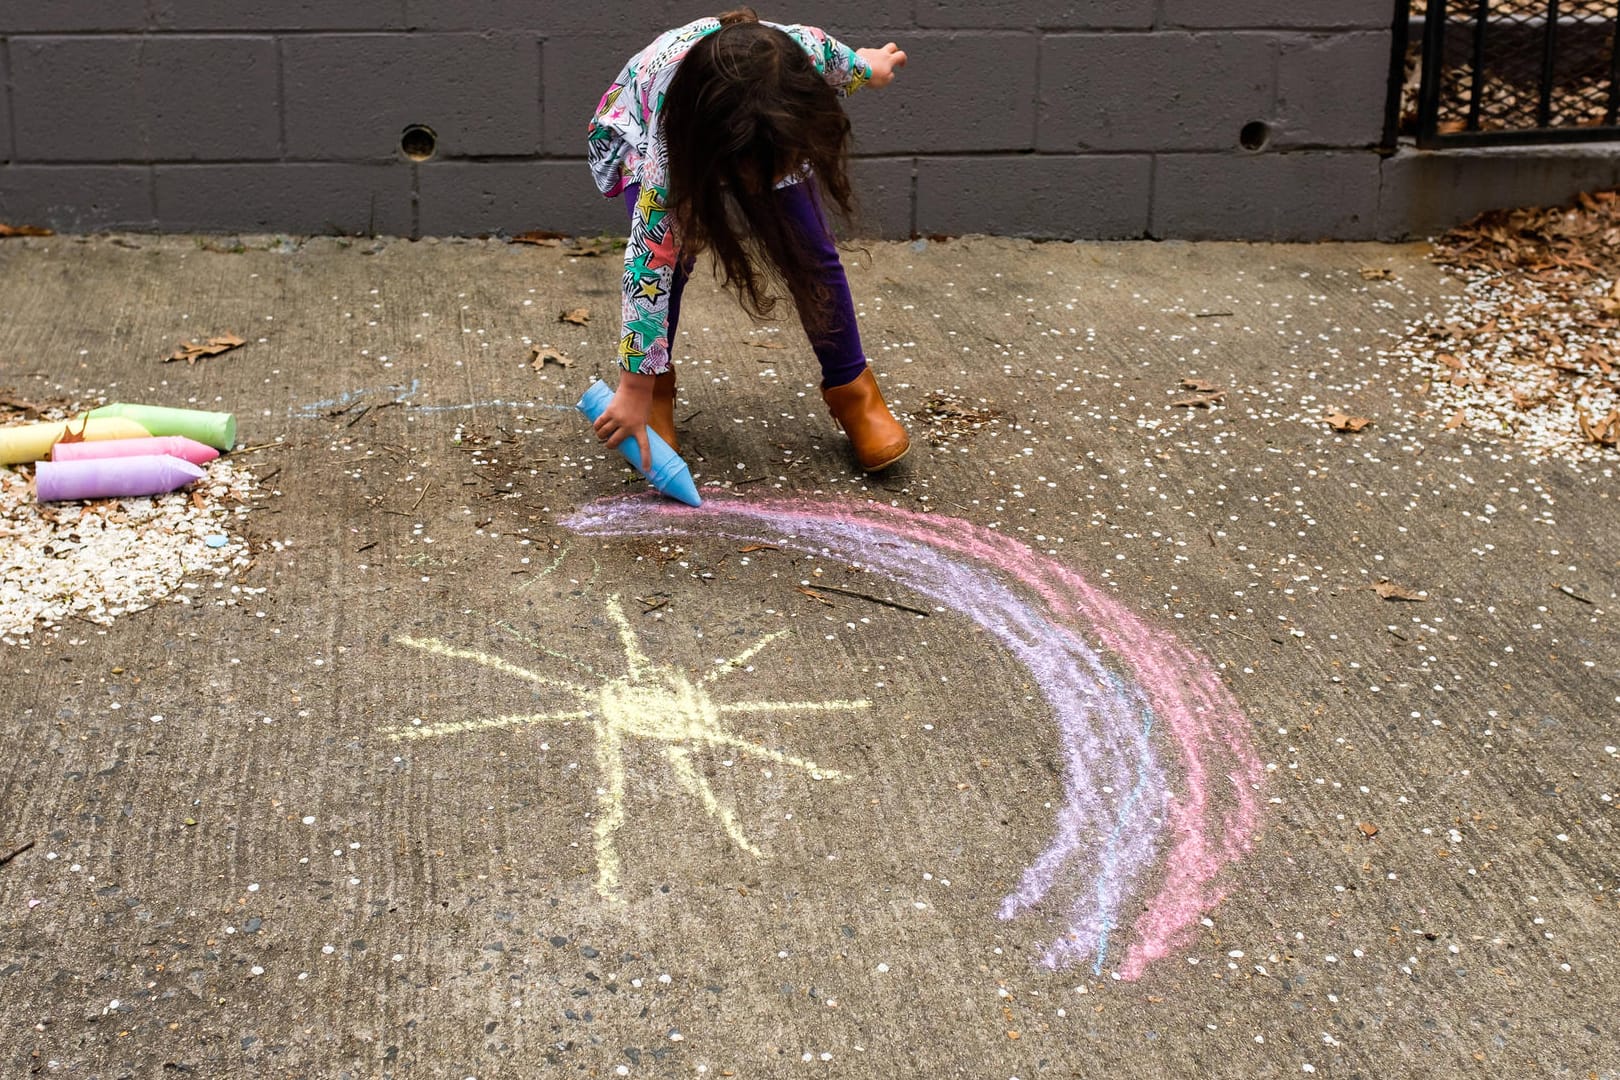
[1429,0,1618,137]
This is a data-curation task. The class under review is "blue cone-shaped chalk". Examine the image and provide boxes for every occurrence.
[576,379,701,507]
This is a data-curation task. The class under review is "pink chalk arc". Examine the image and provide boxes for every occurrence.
[562,493,1264,980]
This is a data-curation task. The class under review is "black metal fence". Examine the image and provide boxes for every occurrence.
[1416,0,1620,146]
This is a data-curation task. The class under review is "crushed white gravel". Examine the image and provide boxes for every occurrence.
[0,455,261,645]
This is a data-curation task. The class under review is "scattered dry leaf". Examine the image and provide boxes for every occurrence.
[510,230,566,246]
[559,307,590,326]
[55,415,92,445]
[0,393,44,416]
[1180,377,1223,393]
[1599,280,1620,318]
[1170,389,1226,408]
[1371,580,1427,602]
[562,237,615,257]
[1359,267,1396,281]
[1444,408,1468,430]
[1577,406,1619,447]
[1358,822,1380,838]
[166,333,246,364]
[1326,412,1373,433]
[747,340,786,350]
[0,223,53,238]
[529,345,573,370]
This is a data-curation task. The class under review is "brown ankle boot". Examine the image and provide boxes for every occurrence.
[821,367,910,472]
[650,370,678,452]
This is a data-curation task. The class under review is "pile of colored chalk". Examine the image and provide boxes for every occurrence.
[0,403,237,502]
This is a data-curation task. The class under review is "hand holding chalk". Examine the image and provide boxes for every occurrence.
[577,380,701,507]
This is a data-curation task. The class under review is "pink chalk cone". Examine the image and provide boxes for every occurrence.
[35,455,206,502]
[50,434,220,465]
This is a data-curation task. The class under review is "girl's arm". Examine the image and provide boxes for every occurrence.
[596,182,678,471]
[779,24,904,95]
[855,43,907,88]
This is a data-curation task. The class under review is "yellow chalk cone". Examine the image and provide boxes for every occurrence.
[0,417,153,465]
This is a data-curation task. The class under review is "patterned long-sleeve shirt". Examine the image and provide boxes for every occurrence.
[587,19,872,375]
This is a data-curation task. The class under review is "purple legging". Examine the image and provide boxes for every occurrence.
[621,181,867,389]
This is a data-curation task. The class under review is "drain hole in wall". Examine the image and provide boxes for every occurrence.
[401,125,438,161]
[1239,121,1271,151]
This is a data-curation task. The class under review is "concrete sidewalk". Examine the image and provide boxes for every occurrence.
[1,231,1615,1079]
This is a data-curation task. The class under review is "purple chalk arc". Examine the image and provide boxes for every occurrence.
[562,493,1263,980]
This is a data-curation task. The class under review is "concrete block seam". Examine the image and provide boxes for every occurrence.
[274,36,286,158]
[2,38,13,163]
[910,156,919,238]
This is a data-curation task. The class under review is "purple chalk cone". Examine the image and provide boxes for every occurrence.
[35,455,206,502]
[51,434,220,465]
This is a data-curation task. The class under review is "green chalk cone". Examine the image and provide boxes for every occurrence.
[86,403,237,451]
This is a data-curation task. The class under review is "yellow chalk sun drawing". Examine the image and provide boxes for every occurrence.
[385,595,870,903]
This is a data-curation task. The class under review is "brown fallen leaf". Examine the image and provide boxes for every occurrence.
[1436,352,1464,371]
[747,340,787,350]
[1598,280,1620,318]
[0,223,53,238]
[1370,579,1427,602]
[1577,406,1619,447]
[561,237,616,257]
[1359,267,1395,281]
[738,544,779,553]
[509,230,566,246]
[55,415,92,445]
[1358,822,1380,839]
[1180,376,1223,393]
[1444,408,1468,430]
[559,307,590,327]
[1326,412,1373,433]
[529,345,573,370]
[166,333,246,364]
[0,393,44,416]
[1170,390,1226,408]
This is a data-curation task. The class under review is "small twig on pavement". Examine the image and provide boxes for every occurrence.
[802,582,932,617]
[0,841,35,868]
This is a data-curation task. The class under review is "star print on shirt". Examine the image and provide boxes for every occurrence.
[618,332,648,370]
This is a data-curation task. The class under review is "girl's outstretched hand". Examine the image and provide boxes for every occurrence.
[593,369,655,472]
[857,43,907,88]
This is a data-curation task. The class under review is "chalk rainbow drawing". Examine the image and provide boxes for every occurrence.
[386,594,869,904]
[562,494,1264,980]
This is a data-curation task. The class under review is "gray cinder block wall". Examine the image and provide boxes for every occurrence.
[0,1,1616,240]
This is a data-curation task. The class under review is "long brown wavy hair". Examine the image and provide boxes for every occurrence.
[660,8,857,334]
